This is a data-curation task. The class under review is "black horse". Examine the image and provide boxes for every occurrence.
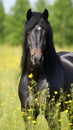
[18,9,73,128]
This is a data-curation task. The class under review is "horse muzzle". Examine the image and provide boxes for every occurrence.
[31,49,43,65]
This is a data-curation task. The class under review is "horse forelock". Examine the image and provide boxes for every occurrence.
[25,12,51,34]
[25,13,42,33]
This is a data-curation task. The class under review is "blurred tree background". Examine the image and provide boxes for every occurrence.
[0,0,5,43]
[0,0,73,46]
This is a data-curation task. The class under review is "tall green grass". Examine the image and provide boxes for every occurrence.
[0,45,73,130]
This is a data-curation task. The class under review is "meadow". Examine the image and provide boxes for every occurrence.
[0,45,73,130]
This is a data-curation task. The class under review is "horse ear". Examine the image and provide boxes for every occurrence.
[26,9,33,20]
[42,9,49,20]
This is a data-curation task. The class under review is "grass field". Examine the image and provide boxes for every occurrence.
[0,45,73,130]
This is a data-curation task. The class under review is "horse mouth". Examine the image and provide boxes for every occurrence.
[31,60,42,66]
[31,56,44,66]
[30,53,44,65]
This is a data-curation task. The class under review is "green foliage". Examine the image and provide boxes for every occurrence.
[0,0,5,44]
[5,0,30,45]
[52,0,73,46]
[36,0,73,46]
[1,0,73,46]
[36,0,46,12]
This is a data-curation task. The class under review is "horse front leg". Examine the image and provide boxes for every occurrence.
[18,77,39,129]
[18,77,31,129]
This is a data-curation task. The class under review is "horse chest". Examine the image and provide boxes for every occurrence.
[37,65,64,95]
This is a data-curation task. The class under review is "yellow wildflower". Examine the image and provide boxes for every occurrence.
[65,101,69,104]
[58,119,62,122]
[32,120,36,124]
[6,124,9,127]
[28,73,33,79]
[21,112,26,116]
[34,98,38,102]
[51,97,55,101]
[16,107,20,110]
[37,91,40,95]
[56,102,61,106]
[65,100,72,104]
[64,109,68,113]
[54,91,58,95]
[27,116,32,120]
[69,123,73,126]
[28,86,32,90]
[28,108,33,112]
[1,103,5,106]
[67,94,71,97]
[68,100,72,103]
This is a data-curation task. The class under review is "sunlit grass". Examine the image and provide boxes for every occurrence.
[0,45,25,130]
[0,45,73,130]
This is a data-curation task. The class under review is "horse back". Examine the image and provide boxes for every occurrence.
[58,52,73,63]
[58,52,73,88]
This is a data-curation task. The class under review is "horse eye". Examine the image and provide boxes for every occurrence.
[42,30,45,35]
[27,31,31,36]
[27,42,31,47]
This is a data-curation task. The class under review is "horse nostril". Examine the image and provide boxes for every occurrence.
[31,54,34,59]
[34,57,37,63]
[39,55,43,63]
[31,54,43,64]
[31,54,34,58]
[31,54,37,64]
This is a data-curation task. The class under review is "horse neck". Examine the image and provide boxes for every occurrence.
[43,40,59,77]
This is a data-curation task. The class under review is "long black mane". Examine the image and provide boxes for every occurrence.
[21,9,60,77]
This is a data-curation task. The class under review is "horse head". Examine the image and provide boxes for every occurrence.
[21,9,55,75]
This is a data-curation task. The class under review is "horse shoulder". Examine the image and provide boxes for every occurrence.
[48,62,64,93]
